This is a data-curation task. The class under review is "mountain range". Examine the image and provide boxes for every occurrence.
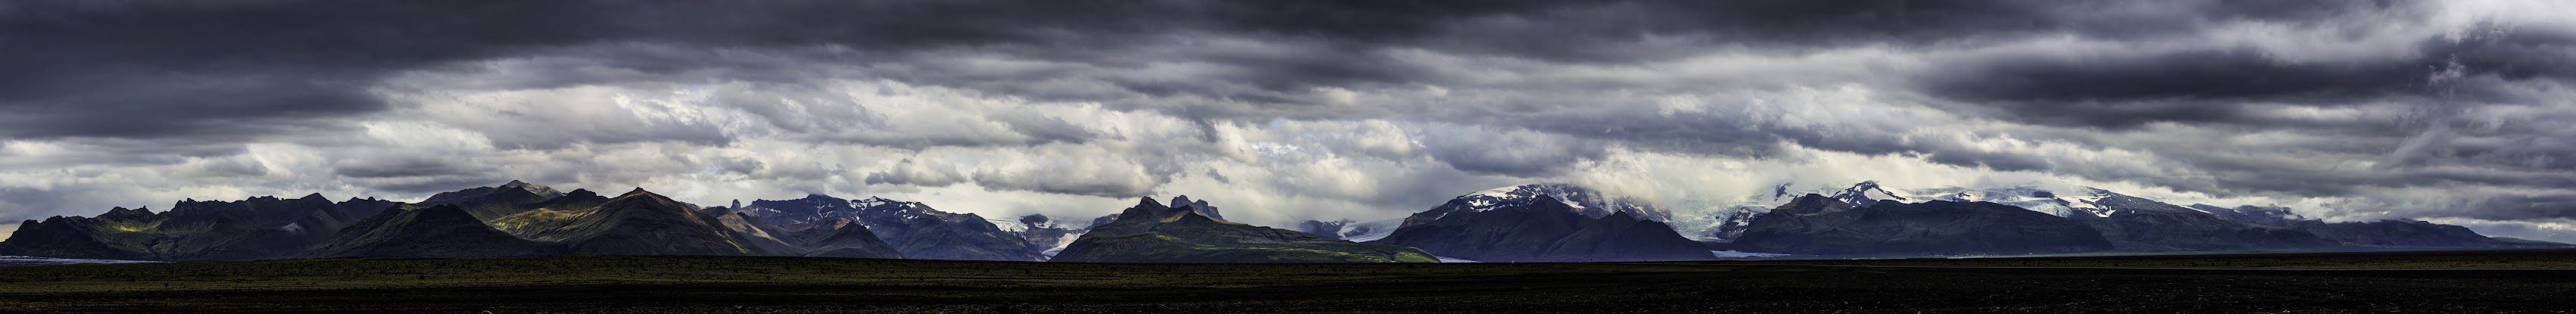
[2,180,2562,263]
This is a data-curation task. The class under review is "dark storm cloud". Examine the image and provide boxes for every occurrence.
[0,0,1533,151]
[2456,193,2576,221]
[0,0,2403,144]
[1920,22,2576,129]
[1922,48,2427,128]
[0,0,610,141]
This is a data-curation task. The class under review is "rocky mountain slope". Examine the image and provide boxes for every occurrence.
[307,204,563,258]
[1055,197,1435,263]
[0,194,401,261]
[2190,204,2560,248]
[738,194,1039,261]
[522,188,766,256]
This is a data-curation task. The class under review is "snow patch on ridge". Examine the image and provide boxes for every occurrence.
[1433,184,1667,222]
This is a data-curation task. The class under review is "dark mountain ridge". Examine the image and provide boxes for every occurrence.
[738,194,1039,261]
[2072,192,2338,251]
[1054,197,1435,263]
[1725,194,2114,256]
[0,194,398,261]
[1370,189,1709,262]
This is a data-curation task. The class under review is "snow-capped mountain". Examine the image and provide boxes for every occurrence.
[1911,185,2111,217]
[1371,184,1711,262]
[1429,184,1671,223]
[1725,194,2116,256]
[738,194,1043,261]
[1826,182,2337,250]
[1829,181,1909,207]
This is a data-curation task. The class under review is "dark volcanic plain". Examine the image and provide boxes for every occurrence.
[5,250,2576,313]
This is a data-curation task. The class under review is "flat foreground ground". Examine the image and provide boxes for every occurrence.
[5,250,2576,313]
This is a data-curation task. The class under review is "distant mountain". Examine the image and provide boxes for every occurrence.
[1895,184,2342,251]
[1167,195,1225,221]
[2188,204,2559,248]
[420,181,569,221]
[1725,194,2113,256]
[844,197,1041,261]
[713,211,808,256]
[739,194,1041,261]
[799,220,904,259]
[1055,197,1436,263]
[1697,210,1761,242]
[1444,184,1671,222]
[420,180,566,207]
[1000,214,1088,258]
[2069,191,2337,251]
[1369,185,1710,262]
[1912,185,2085,217]
[0,194,392,261]
[485,188,612,237]
[522,188,765,256]
[1667,183,1805,243]
[734,194,853,227]
[1829,181,1909,207]
[307,204,563,258]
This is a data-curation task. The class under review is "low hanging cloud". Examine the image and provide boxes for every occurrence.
[2,0,2574,241]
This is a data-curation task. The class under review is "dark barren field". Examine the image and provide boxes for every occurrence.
[5,250,2576,313]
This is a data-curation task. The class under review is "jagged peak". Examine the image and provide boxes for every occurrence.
[618,188,657,198]
[299,193,329,200]
[1165,208,1236,225]
[1135,196,1165,208]
[856,196,908,204]
[1430,183,1673,222]
[99,207,157,219]
[564,188,599,197]
[501,180,532,188]
[1832,181,1907,206]
[1776,193,1854,215]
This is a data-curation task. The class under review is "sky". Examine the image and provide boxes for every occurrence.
[2,0,2574,241]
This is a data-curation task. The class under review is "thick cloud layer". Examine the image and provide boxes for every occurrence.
[3,0,2574,241]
